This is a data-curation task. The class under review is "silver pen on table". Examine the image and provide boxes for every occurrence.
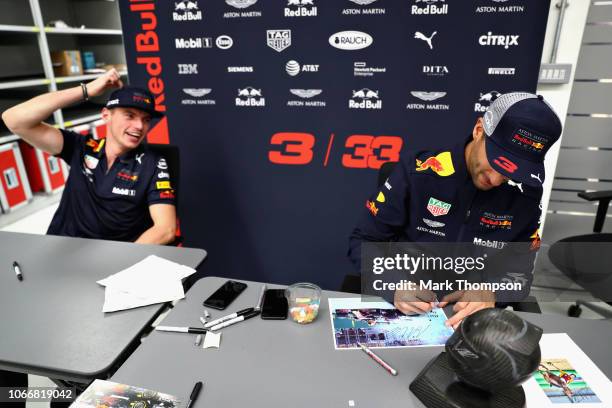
[255,284,267,311]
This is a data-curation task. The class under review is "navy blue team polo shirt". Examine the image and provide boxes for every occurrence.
[47,129,176,242]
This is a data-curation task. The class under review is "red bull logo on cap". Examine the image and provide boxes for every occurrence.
[415,151,455,176]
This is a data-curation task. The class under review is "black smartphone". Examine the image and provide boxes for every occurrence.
[203,280,248,310]
[261,289,288,320]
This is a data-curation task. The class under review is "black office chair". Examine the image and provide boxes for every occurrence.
[147,143,183,246]
[548,190,612,318]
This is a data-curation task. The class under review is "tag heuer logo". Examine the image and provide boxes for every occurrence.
[427,197,451,217]
[226,0,258,8]
[267,29,292,52]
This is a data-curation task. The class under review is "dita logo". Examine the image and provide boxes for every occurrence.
[415,31,437,49]
[423,65,449,76]
[173,1,202,21]
[349,88,382,110]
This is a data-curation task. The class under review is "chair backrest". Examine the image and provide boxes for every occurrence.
[147,143,182,246]
[377,161,397,188]
[147,143,180,204]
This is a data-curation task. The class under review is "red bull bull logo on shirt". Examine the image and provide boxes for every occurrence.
[415,151,455,176]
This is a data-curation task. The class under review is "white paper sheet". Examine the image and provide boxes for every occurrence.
[523,333,612,407]
[99,255,195,313]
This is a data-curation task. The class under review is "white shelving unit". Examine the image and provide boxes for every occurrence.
[0,0,126,141]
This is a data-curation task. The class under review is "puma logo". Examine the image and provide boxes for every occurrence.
[415,31,437,50]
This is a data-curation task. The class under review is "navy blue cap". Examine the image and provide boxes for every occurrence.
[483,93,562,187]
[105,86,163,118]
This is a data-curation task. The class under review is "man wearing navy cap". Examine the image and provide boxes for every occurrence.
[2,70,177,407]
[2,69,176,245]
[349,92,563,328]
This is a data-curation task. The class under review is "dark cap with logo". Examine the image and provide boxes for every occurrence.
[105,86,163,118]
[483,92,562,187]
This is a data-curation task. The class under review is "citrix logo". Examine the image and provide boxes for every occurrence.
[479,32,519,49]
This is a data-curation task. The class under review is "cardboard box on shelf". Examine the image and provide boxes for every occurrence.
[51,50,83,77]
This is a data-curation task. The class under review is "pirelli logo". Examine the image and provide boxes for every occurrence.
[156,181,171,189]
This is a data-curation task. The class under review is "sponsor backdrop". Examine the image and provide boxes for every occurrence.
[118,0,551,289]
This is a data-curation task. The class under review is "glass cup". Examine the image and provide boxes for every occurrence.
[286,282,322,324]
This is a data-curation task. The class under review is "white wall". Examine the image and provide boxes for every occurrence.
[537,0,591,234]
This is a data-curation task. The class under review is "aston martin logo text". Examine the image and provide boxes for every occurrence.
[182,88,216,105]
[224,0,261,18]
[287,89,326,107]
[343,0,385,15]
[476,4,524,13]
[407,91,449,111]
[349,88,382,109]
